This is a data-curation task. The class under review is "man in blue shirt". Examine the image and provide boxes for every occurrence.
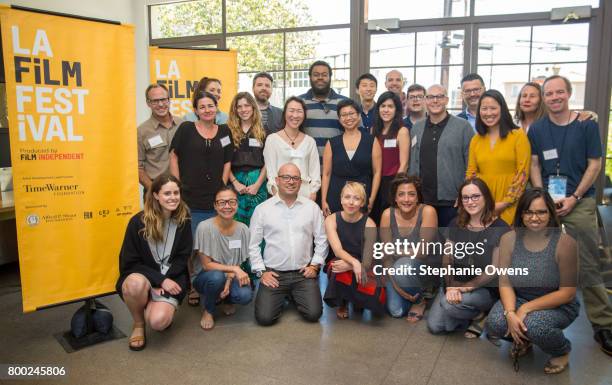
[403,83,427,129]
[355,73,377,133]
[299,60,348,159]
[457,73,484,132]
[529,75,612,357]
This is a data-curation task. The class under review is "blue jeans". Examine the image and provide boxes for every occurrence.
[190,209,216,235]
[193,270,253,314]
[385,257,423,318]
[427,287,495,334]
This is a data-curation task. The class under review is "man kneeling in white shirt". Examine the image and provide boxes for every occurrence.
[249,163,328,326]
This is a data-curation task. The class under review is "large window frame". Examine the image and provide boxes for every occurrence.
[149,0,612,202]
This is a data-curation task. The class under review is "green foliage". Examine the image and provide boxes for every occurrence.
[154,0,317,73]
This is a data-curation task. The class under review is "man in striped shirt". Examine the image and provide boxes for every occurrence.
[299,60,348,159]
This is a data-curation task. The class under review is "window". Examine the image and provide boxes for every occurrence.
[150,0,222,39]
[475,0,599,16]
[368,0,469,20]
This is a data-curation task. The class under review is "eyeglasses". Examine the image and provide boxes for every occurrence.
[147,97,170,105]
[426,94,447,101]
[278,175,301,182]
[215,199,238,207]
[462,87,482,95]
[408,95,425,101]
[339,111,358,118]
[461,194,482,203]
[522,209,549,218]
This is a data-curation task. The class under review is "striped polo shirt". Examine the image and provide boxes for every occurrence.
[299,89,348,159]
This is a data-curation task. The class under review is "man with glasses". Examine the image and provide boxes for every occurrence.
[249,163,328,326]
[457,73,485,132]
[299,60,348,159]
[403,83,427,129]
[529,75,612,356]
[252,72,283,135]
[408,84,474,226]
[137,84,182,191]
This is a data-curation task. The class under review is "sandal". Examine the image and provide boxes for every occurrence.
[336,305,349,320]
[188,288,200,306]
[464,317,486,339]
[544,357,569,375]
[128,322,146,351]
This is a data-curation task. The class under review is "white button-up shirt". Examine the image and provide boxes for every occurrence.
[249,195,328,272]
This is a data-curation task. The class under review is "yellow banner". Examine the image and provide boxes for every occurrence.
[0,7,138,312]
[149,47,237,118]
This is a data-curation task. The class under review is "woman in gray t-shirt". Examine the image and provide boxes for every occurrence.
[192,186,253,330]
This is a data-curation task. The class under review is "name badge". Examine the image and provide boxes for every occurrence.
[229,239,242,249]
[220,136,231,147]
[249,138,262,147]
[290,149,303,158]
[543,149,558,161]
[160,263,170,275]
[548,175,567,201]
[148,134,164,148]
[411,136,417,148]
[384,139,397,148]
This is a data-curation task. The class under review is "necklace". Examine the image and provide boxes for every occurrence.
[283,128,299,146]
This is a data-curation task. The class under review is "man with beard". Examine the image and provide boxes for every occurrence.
[252,72,283,135]
[299,60,348,159]
[457,73,485,132]
[137,83,182,192]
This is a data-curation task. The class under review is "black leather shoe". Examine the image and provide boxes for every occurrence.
[594,329,612,356]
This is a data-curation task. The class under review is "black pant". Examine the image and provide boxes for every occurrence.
[254,270,322,326]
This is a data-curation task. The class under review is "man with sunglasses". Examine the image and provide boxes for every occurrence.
[137,83,183,191]
[408,84,474,226]
[457,73,485,132]
[249,163,328,326]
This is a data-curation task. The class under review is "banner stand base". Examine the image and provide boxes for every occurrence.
[53,299,126,353]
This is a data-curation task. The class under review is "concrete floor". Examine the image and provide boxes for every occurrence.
[0,262,610,385]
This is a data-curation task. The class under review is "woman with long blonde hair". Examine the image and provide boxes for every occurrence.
[116,174,192,351]
[227,92,268,225]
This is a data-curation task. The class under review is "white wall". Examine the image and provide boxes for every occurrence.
[0,0,152,123]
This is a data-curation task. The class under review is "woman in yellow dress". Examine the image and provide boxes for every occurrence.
[466,89,530,224]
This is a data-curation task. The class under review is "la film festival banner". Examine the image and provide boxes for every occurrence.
[0,6,138,312]
[149,46,237,117]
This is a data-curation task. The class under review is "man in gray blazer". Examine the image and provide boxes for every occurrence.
[408,84,474,226]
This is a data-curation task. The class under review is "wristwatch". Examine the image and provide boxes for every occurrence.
[503,309,515,317]
[571,193,581,201]
[255,270,265,278]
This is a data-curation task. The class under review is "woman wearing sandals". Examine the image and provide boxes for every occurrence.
[192,186,253,330]
[323,182,380,319]
[427,178,510,338]
[380,173,437,322]
[486,188,579,374]
[116,174,192,351]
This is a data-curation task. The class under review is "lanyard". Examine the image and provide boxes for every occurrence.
[546,116,571,176]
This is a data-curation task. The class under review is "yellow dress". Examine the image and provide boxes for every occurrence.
[466,129,531,225]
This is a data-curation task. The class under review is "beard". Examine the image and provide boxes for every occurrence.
[310,79,331,97]
[254,93,269,104]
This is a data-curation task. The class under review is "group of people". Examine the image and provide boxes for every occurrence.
[117,60,612,375]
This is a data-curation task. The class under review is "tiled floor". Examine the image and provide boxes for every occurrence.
[0,262,610,385]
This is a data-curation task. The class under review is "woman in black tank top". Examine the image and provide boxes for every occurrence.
[323,182,380,318]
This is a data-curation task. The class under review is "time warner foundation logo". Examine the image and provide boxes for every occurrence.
[26,214,39,227]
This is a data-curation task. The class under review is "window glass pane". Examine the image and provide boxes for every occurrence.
[150,0,222,39]
[475,0,599,16]
[478,27,531,64]
[416,30,463,66]
[370,68,414,99]
[531,24,589,63]
[368,0,468,20]
[415,66,464,111]
[477,65,530,110]
[227,34,284,72]
[237,71,285,106]
[285,29,350,70]
[227,0,349,33]
[370,33,415,68]
[531,63,586,109]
